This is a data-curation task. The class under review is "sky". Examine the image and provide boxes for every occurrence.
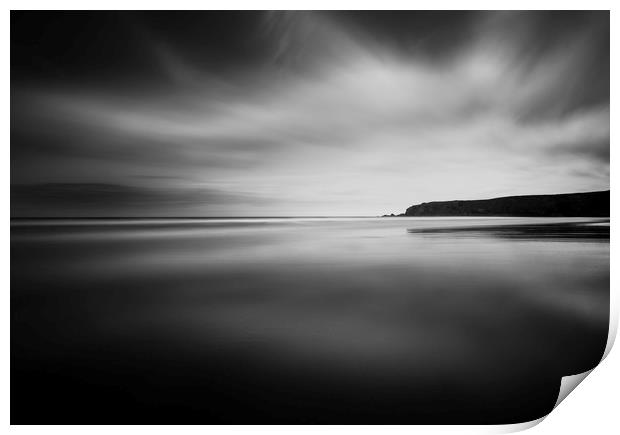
[11,11,609,217]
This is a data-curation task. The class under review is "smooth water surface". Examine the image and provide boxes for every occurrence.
[11,217,610,423]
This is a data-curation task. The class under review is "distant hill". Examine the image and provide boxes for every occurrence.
[397,190,609,217]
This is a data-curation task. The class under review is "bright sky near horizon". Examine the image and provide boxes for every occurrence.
[11,11,609,216]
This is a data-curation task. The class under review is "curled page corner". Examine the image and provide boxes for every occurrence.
[489,370,594,434]
[541,305,618,423]
[493,361,605,433]
[553,369,594,410]
[492,416,546,433]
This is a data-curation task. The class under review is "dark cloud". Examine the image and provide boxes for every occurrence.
[552,138,610,163]
[11,183,275,217]
[11,11,269,86]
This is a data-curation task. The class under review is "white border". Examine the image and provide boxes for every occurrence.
[3,1,616,434]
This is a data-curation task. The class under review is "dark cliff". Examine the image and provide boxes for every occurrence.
[404,190,610,217]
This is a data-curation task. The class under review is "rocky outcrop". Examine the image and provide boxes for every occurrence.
[403,190,610,217]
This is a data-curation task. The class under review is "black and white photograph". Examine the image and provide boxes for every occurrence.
[10,9,611,425]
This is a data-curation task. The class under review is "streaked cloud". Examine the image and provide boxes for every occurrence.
[11,11,609,216]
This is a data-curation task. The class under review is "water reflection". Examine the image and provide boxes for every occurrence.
[11,217,609,423]
[407,219,610,240]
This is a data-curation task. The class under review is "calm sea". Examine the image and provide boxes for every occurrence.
[11,217,610,423]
